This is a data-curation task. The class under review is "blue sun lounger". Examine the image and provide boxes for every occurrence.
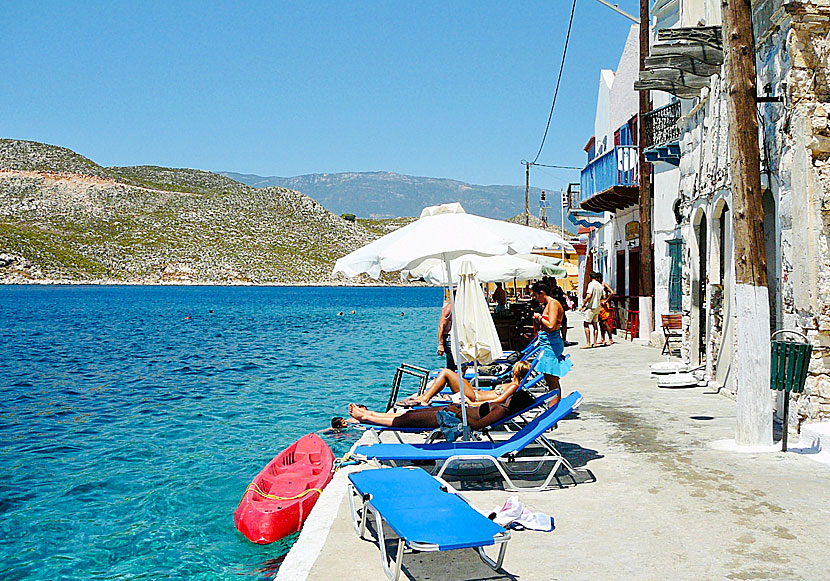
[352,391,583,491]
[348,467,510,580]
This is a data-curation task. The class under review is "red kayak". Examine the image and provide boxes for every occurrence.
[234,433,334,544]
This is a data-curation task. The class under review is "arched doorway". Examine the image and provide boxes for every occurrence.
[713,198,733,390]
[692,209,708,366]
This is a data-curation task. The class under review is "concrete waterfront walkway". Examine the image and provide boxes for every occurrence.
[280,315,830,581]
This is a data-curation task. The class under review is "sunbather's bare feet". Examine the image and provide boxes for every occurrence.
[349,403,370,421]
[580,344,593,349]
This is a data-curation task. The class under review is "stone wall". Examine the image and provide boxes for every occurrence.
[672,1,830,427]
[761,1,830,427]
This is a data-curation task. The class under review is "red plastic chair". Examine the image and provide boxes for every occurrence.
[624,310,639,341]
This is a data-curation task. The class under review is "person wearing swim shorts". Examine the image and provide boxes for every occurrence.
[582,271,604,348]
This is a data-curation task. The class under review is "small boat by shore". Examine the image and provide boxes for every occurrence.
[234,433,334,544]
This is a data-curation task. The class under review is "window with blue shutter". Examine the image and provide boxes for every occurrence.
[667,239,683,312]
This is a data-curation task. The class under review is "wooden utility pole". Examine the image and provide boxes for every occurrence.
[722,0,772,446]
[524,162,531,226]
[638,0,653,298]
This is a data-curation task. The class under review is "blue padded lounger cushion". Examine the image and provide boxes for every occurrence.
[349,467,505,550]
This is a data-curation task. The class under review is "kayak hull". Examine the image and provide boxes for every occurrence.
[234,433,334,544]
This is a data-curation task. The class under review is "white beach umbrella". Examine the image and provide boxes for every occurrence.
[332,202,573,438]
[333,203,574,279]
[515,254,571,278]
[402,253,543,285]
[515,254,563,266]
[452,260,504,365]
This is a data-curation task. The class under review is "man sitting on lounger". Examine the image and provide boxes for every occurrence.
[348,387,535,430]
[398,360,536,407]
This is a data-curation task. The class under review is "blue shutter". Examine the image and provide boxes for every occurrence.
[667,239,683,312]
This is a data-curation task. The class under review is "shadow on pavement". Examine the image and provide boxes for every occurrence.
[358,518,519,581]
[432,440,603,492]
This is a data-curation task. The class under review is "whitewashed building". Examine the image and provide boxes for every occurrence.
[570,21,681,342]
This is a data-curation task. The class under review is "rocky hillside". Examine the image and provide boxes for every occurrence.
[0,139,383,284]
[221,170,577,230]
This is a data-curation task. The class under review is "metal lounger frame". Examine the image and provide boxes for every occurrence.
[347,479,510,581]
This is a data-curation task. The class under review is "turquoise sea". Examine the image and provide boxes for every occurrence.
[0,285,442,579]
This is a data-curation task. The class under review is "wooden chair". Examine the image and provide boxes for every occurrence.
[661,314,683,355]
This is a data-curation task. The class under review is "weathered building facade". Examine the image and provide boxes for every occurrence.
[648,0,830,430]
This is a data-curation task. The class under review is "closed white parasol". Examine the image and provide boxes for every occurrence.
[332,202,573,438]
[452,260,504,365]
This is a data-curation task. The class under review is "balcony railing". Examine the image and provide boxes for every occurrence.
[580,145,639,204]
[568,184,580,210]
[642,101,682,149]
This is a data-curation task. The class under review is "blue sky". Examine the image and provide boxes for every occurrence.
[2,1,638,191]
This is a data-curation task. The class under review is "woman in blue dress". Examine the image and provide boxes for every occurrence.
[530,281,573,404]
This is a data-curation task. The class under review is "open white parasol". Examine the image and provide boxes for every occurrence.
[401,253,543,285]
[332,202,573,438]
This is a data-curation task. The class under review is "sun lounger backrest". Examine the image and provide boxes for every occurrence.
[492,391,582,455]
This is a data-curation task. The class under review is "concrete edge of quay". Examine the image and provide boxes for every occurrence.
[275,432,378,581]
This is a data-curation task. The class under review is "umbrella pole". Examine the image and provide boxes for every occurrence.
[443,254,469,440]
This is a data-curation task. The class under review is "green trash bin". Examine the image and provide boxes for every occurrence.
[770,330,813,451]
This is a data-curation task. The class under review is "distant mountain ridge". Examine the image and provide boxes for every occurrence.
[0,139,384,284]
[220,170,576,231]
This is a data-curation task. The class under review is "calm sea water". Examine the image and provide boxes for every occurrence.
[0,285,442,579]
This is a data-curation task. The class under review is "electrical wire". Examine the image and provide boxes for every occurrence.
[532,165,571,185]
[530,0,578,165]
[533,162,581,170]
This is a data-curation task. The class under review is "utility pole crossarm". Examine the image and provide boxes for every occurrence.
[593,0,639,23]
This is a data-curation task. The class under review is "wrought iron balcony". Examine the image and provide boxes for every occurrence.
[579,145,639,213]
[643,101,682,149]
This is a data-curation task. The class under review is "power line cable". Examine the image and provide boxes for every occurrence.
[530,0,578,165]
[533,162,581,170]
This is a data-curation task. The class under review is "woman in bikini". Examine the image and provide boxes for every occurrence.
[348,386,536,430]
[400,360,533,407]
[530,281,572,402]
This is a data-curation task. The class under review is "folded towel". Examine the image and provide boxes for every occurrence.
[489,496,554,532]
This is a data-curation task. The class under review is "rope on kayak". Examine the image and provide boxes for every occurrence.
[243,482,324,502]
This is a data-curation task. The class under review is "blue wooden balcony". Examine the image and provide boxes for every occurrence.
[579,145,640,213]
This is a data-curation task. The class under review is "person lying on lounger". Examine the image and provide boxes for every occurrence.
[348,387,536,430]
[397,360,535,407]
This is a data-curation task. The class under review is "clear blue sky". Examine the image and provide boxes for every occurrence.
[2,1,638,192]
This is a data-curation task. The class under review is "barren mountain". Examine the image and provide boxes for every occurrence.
[0,139,381,284]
